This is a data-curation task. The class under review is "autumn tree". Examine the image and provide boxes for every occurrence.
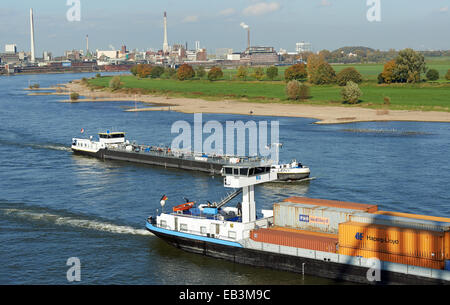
[137,64,152,78]
[236,66,248,80]
[284,63,308,81]
[207,66,223,81]
[381,60,396,84]
[176,64,195,81]
[196,66,206,78]
[341,81,362,104]
[336,67,363,86]
[310,62,336,85]
[252,67,265,81]
[307,53,326,82]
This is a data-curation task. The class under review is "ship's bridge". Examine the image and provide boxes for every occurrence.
[98,132,126,145]
[222,164,277,223]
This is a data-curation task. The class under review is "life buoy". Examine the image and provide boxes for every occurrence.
[173,202,195,212]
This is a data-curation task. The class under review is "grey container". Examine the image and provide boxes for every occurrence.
[349,213,450,232]
[273,202,360,234]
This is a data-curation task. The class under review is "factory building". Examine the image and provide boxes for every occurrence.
[243,46,279,65]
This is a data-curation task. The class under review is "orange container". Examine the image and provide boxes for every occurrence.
[250,228,338,253]
[339,246,444,270]
[283,197,378,213]
[445,232,450,260]
[338,222,445,260]
[374,210,450,223]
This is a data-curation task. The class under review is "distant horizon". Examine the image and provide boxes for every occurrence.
[1,0,449,57]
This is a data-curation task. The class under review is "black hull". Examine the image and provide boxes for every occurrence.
[73,148,223,174]
[148,228,450,285]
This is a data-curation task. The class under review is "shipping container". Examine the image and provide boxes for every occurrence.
[270,226,338,239]
[374,210,450,223]
[338,222,445,260]
[283,197,378,213]
[250,228,338,253]
[273,202,360,234]
[350,213,450,232]
[445,232,450,260]
[338,246,444,270]
[445,260,450,271]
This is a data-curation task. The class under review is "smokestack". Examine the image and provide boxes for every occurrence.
[30,8,36,62]
[86,35,89,55]
[247,28,250,50]
[163,11,169,53]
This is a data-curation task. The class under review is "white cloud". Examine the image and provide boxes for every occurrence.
[243,2,281,16]
[182,15,199,23]
[219,8,236,16]
[439,6,448,12]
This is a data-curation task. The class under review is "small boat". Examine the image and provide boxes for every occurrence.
[271,160,310,181]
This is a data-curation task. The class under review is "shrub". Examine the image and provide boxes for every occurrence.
[341,81,362,104]
[70,92,80,101]
[381,60,396,84]
[176,64,195,81]
[426,69,439,81]
[137,64,152,78]
[252,67,265,81]
[446,69,450,81]
[236,66,248,80]
[336,67,362,86]
[207,66,223,81]
[286,80,309,100]
[96,73,101,78]
[150,66,164,78]
[109,76,123,91]
[284,63,307,81]
[310,63,336,85]
[266,66,278,80]
[195,66,206,78]
[163,67,176,79]
[130,65,138,76]
[377,73,385,84]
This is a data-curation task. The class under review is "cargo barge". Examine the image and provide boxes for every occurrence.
[71,131,310,181]
[146,164,450,285]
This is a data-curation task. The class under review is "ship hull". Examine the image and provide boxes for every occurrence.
[276,171,310,181]
[147,224,450,285]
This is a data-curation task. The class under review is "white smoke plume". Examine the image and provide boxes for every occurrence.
[240,22,249,29]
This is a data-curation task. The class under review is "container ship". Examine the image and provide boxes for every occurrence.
[71,131,310,181]
[146,164,450,285]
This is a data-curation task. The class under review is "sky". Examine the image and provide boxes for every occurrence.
[1,0,449,56]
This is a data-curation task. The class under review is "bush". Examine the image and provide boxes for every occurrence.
[207,66,223,81]
[130,65,138,76]
[176,64,195,81]
[70,92,80,101]
[266,66,278,80]
[163,67,176,79]
[252,67,265,81]
[336,67,362,86]
[150,66,164,78]
[310,63,336,85]
[286,80,309,101]
[446,69,450,81]
[377,73,385,84]
[284,63,307,81]
[109,76,123,90]
[137,64,152,78]
[236,66,248,80]
[426,69,439,81]
[195,66,206,78]
[96,73,101,78]
[341,81,362,104]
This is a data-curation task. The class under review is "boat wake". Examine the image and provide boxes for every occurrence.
[0,139,71,152]
[1,206,152,236]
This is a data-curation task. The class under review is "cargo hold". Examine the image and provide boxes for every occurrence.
[283,197,378,213]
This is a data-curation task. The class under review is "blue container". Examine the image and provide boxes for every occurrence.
[203,208,218,215]
[445,260,450,271]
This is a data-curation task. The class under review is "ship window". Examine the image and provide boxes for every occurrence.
[224,168,233,175]
[249,168,255,176]
[228,231,236,239]
[233,168,239,175]
[180,224,188,232]
[200,226,207,234]
[239,168,249,176]
[160,220,167,228]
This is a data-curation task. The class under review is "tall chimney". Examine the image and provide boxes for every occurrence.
[30,8,36,62]
[247,28,250,50]
[163,11,169,53]
[86,35,89,55]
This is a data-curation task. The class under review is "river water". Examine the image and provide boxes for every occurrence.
[0,73,449,284]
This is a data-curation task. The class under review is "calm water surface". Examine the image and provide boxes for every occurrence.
[0,73,449,284]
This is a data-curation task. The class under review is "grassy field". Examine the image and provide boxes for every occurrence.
[87,60,450,112]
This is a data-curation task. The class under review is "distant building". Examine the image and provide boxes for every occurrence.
[296,42,312,53]
[227,53,241,61]
[216,48,233,60]
[97,50,119,60]
[65,50,83,61]
[5,44,17,54]
[243,46,279,65]
[43,51,52,62]
[196,48,207,61]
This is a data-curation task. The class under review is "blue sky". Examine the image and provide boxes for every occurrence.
[1,0,449,56]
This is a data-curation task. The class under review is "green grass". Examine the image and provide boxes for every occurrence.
[88,74,450,112]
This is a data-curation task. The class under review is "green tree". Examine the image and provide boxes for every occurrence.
[109,76,123,90]
[284,63,308,81]
[336,67,363,86]
[252,67,265,81]
[307,53,326,82]
[176,64,195,81]
[130,65,138,76]
[163,67,176,79]
[392,48,426,83]
[207,66,223,81]
[195,66,206,78]
[236,66,248,80]
[150,66,165,78]
[446,69,450,81]
[266,66,278,80]
[310,63,336,85]
[70,92,80,101]
[426,69,439,81]
[341,81,362,104]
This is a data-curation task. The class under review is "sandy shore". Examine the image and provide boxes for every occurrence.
[55,80,450,125]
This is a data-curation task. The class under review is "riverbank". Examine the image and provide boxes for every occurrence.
[58,80,450,124]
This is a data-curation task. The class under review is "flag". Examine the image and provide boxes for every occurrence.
[160,195,168,201]
[81,128,85,134]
